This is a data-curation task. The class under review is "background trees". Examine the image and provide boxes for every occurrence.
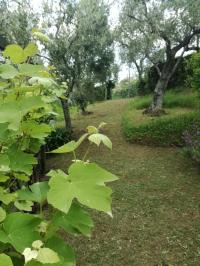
[43,0,115,132]
[118,0,200,114]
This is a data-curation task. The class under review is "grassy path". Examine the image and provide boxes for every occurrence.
[47,99,200,266]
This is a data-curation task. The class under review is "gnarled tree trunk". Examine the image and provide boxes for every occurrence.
[144,58,178,116]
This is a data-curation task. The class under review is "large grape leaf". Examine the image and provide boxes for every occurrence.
[0,97,47,131]
[0,64,18,79]
[24,43,38,58]
[0,187,15,205]
[0,123,10,141]
[50,133,88,154]
[3,44,38,64]
[46,237,75,266]
[47,161,118,214]
[0,103,22,131]
[17,182,49,203]
[0,207,6,222]
[0,253,13,266]
[18,96,47,115]
[3,44,26,64]
[19,64,45,77]
[0,213,41,252]
[51,203,94,237]
[7,146,37,175]
[21,121,51,140]
[0,154,10,172]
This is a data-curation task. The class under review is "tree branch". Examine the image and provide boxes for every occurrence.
[173,28,200,54]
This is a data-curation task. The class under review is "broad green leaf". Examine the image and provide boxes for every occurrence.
[47,161,118,214]
[19,96,47,115]
[14,200,33,212]
[0,207,6,222]
[0,213,41,252]
[0,81,9,90]
[19,64,45,77]
[46,237,75,266]
[0,154,10,172]
[3,44,26,64]
[36,247,60,264]
[0,174,9,182]
[0,103,21,131]
[88,133,112,149]
[0,123,9,141]
[87,126,98,134]
[7,146,37,175]
[50,141,76,154]
[50,133,88,154]
[0,97,47,131]
[17,182,49,203]
[24,43,38,58]
[21,121,51,140]
[51,203,93,237]
[0,64,18,79]
[14,173,29,182]
[0,253,13,266]
[0,187,15,205]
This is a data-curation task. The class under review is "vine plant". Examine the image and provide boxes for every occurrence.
[0,39,118,266]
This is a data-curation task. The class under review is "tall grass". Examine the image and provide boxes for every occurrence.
[122,111,200,146]
[131,91,199,110]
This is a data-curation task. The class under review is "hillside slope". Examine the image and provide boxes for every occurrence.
[47,99,200,266]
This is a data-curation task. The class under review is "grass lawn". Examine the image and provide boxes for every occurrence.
[47,99,200,266]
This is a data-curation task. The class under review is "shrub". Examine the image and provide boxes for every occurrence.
[45,127,71,151]
[183,122,200,164]
[186,52,200,91]
[113,79,139,99]
[122,112,200,146]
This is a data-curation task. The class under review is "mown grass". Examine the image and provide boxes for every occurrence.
[47,99,200,266]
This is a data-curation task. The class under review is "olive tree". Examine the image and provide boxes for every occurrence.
[43,0,115,132]
[119,0,200,114]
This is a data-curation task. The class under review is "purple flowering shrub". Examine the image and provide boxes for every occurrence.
[183,121,200,163]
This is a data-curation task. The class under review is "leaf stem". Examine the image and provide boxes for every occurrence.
[73,151,77,161]
[83,143,91,161]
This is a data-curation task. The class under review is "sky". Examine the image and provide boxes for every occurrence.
[32,0,131,81]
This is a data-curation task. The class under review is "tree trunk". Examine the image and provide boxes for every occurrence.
[144,60,173,115]
[60,98,72,136]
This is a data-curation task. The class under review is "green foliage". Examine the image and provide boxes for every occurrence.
[182,122,200,164]
[186,52,200,91]
[122,111,200,146]
[0,253,13,266]
[45,127,71,152]
[0,41,118,265]
[113,79,139,99]
[132,91,199,110]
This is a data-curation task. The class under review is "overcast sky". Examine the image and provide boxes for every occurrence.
[32,0,132,81]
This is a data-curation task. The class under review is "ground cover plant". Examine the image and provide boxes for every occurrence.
[0,40,117,266]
